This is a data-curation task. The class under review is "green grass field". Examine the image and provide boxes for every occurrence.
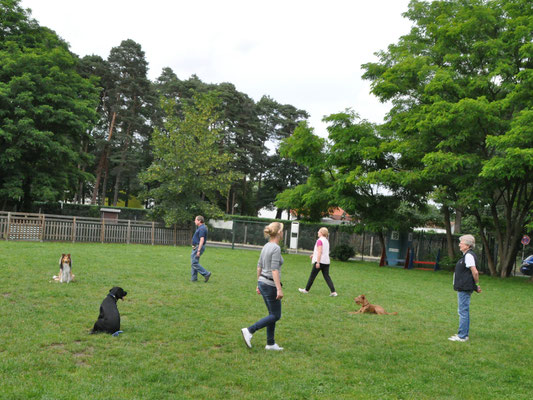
[1,241,532,399]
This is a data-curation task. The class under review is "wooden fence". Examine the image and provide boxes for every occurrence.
[0,211,190,246]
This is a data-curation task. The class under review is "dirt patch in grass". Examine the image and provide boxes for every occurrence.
[72,347,93,366]
[46,342,68,354]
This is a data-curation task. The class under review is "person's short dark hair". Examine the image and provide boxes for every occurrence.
[196,215,204,223]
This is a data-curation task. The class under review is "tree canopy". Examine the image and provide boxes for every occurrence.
[361,0,532,276]
[0,0,99,209]
[276,0,531,276]
[0,1,309,217]
[139,93,240,225]
[277,114,430,249]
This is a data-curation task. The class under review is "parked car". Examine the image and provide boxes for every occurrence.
[520,255,533,276]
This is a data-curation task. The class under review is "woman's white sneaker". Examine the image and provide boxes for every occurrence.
[448,334,468,342]
[298,288,309,294]
[265,343,284,351]
[241,328,253,348]
[330,292,338,297]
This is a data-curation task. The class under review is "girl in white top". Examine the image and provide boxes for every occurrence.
[299,227,337,296]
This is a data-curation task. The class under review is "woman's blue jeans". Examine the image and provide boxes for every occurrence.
[457,291,472,338]
[248,281,282,345]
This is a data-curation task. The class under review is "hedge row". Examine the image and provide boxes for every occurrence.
[30,202,151,221]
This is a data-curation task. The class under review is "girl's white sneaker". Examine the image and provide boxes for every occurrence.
[265,343,284,351]
[241,328,253,348]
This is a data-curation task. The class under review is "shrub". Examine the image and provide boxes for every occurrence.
[28,202,152,221]
[438,255,458,271]
[331,244,355,261]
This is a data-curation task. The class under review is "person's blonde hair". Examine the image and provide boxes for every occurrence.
[459,234,475,249]
[264,222,284,239]
[319,227,329,238]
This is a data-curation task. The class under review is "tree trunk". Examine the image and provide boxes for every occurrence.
[76,180,83,204]
[240,175,247,214]
[93,145,110,204]
[502,242,521,277]
[377,230,387,266]
[75,139,90,204]
[124,178,130,207]
[275,208,283,219]
[486,181,533,277]
[91,112,116,204]
[100,157,109,206]
[377,230,386,252]
[226,188,231,214]
[443,206,455,259]
[500,214,528,277]
[255,173,263,215]
[454,207,462,234]
[477,224,497,277]
[21,177,32,211]
[112,120,134,206]
[112,159,125,206]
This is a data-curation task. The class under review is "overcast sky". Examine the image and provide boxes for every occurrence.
[20,0,413,137]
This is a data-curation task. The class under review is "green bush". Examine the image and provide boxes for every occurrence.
[331,244,355,261]
[28,202,152,221]
[438,255,458,271]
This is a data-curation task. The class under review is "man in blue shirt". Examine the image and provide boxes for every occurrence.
[191,215,211,282]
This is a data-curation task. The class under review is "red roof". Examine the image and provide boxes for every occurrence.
[328,208,352,221]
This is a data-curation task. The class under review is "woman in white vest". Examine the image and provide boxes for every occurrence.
[299,227,337,296]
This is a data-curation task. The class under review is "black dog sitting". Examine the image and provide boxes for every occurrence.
[90,287,127,334]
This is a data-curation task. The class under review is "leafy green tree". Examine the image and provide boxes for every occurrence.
[153,70,310,217]
[0,0,98,210]
[326,111,429,249]
[215,82,264,215]
[362,0,533,276]
[83,40,156,206]
[139,93,240,225]
[256,153,309,218]
[153,72,261,214]
[77,54,114,204]
[278,113,429,250]
[106,40,156,206]
[276,121,333,221]
[255,96,310,216]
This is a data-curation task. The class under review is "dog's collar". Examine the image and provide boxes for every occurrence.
[108,293,116,299]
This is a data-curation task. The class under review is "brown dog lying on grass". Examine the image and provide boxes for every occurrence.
[351,294,397,315]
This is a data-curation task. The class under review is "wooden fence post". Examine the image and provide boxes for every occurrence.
[5,212,10,241]
[40,214,46,242]
[127,220,131,244]
[101,219,105,243]
[173,224,177,246]
[72,217,76,243]
[361,231,366,261]
[151,222,155,245]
